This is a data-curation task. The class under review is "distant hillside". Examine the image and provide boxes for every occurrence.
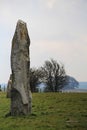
[62,75,79,90]
[62,88,87,93]
[38,75,79,92]
[79,82,87,89]
[1,81,87,92]
[61,78,87,93]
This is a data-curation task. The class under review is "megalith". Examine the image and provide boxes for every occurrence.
[9,20,32,116]
[7,74,12,98]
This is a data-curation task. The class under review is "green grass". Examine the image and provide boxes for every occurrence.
[0,92,87,130]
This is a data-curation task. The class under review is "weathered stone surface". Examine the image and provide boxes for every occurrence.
[7,74,12,98]
[10,20,32,116]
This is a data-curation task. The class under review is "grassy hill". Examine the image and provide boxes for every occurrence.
[0,92,87,130]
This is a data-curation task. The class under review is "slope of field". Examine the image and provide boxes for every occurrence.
[0,92,87,130]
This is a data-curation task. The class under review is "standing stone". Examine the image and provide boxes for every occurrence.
[10,20,32,116]
[7,74,12,98]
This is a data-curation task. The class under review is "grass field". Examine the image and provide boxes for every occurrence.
[0,92,87,130]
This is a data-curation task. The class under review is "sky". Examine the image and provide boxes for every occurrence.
[0,0,87,83]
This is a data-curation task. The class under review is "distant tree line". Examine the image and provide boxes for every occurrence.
[0,85,6,92]
[1,58,79,93]
[30,59,67,92]
[0,85,2,91]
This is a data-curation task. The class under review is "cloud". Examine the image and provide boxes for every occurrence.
[30,39,87,81]
[46,0,56,8]
[40,0,56,9]
[0,0,87,82]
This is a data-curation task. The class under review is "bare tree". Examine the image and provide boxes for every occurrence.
[30,68,43,92]
[41,59,66,92]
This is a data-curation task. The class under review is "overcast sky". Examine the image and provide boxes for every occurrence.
[0,0,87,83]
